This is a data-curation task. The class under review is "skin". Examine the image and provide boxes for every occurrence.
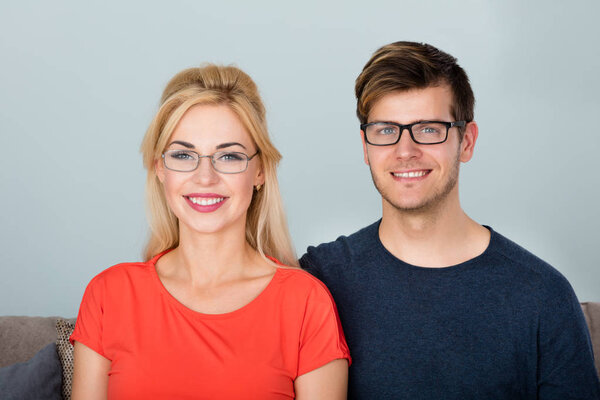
[72,104,347,399]
[362,85,490,267]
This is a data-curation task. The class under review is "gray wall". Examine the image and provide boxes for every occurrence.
[1,1,598,317]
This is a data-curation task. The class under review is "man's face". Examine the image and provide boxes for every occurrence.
[361,85,477,213]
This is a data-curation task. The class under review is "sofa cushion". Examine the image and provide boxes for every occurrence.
[0,342,62,400]
[56,318,76,400]
[0,316,59,368]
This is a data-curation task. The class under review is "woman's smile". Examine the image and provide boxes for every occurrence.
[184,193,228,213]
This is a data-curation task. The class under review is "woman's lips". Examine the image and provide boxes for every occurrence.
[184,193,228,213]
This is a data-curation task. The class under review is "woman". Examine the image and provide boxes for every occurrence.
[70,65,350,399]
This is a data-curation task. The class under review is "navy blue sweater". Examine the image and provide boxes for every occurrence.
[300,221,600,399]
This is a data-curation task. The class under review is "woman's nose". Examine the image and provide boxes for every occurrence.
[193,156,219,184]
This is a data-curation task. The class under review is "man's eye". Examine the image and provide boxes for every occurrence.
[417,125,442,134]
[376,126,398,135]
[217,152,245,162]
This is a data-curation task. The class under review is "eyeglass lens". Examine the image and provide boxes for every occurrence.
[164,150,249,173]
[365,122,448,145]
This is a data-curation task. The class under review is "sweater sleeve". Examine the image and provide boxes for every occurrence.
[537,273,600,398]
[69,275,107,358]
[296,279,351,377]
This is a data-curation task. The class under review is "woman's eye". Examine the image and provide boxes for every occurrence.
[217,152,244,162]
[169,151,195,160]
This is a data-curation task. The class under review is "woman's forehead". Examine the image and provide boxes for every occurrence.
[169,104,254,149]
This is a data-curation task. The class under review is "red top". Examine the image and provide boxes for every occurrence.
[70,253,351,399]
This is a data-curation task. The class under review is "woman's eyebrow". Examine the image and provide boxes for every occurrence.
[169,140,195,149]
[216,142,247,150]
[168,141,247,150]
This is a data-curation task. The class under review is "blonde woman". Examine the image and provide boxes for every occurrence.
[70,65,350,399]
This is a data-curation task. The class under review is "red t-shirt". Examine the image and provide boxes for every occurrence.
[70,253,351,399]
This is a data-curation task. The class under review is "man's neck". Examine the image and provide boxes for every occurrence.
[378,195,490,268]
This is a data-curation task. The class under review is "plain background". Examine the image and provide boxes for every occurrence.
[1,0,598,317]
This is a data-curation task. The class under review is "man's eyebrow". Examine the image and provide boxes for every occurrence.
[169,140,195,149]
[216,142,246,150]
[368,120,428,125]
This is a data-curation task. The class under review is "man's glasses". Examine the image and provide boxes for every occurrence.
[361,120,466,146]
[162,149,259,174]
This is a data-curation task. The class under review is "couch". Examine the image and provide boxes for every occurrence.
[1,304,600,399]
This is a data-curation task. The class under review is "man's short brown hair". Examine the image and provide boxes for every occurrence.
[355,41,475,135]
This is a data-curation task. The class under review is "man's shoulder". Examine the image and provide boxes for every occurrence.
[299,220,380,276]
[487,228,573,295]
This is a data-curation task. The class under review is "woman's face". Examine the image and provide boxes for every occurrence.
[156,104,263,236]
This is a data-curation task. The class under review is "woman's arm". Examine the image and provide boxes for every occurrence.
[294,358,349,400]
[71,341,111,400]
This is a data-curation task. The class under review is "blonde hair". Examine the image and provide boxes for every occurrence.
[140,64,297,266]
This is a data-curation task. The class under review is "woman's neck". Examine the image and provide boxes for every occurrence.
[161,221,262,287]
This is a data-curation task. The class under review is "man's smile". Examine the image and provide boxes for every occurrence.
[391,169,431,180]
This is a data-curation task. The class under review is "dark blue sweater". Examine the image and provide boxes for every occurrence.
[300,220,600,399]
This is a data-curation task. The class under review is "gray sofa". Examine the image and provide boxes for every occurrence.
[1,304,600,397]
[0,316,69,369]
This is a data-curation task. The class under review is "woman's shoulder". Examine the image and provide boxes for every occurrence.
[272,264,337,305]
[275,265,327,286]
[86,259,155,290]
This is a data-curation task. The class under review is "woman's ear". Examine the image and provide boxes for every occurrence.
[254,159,265,187]
[155,159,165,183]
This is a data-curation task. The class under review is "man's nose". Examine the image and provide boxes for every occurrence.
[394,128,422,159]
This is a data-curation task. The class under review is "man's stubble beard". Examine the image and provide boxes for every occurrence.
[369,151,461,215]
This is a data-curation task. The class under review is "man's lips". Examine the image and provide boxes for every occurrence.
[391,169,431,179]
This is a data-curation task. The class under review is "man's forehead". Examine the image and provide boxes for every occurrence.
[368,85,454,123]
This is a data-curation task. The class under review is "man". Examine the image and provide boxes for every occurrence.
[300,41,600,399]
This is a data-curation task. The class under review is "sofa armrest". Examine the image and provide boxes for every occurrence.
[581,302,600,376]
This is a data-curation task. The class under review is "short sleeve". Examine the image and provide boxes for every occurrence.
[69,275,107,358]
[297,281,351,377]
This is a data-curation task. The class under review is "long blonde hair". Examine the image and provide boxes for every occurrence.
[140,64,297,266]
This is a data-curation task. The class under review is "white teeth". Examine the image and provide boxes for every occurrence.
[393,171,428,178]
[189,197,224,206]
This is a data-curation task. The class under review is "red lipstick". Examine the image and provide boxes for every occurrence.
[184,193,228,213]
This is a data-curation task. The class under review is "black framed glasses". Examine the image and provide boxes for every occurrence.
[162,149,259,174]
[361,120,466,146]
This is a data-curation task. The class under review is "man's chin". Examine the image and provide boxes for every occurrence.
[386,198,435,213]
[380,187,455,215]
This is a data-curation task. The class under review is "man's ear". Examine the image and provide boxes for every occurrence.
[459,121,479,163]
[361,130,370,165]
